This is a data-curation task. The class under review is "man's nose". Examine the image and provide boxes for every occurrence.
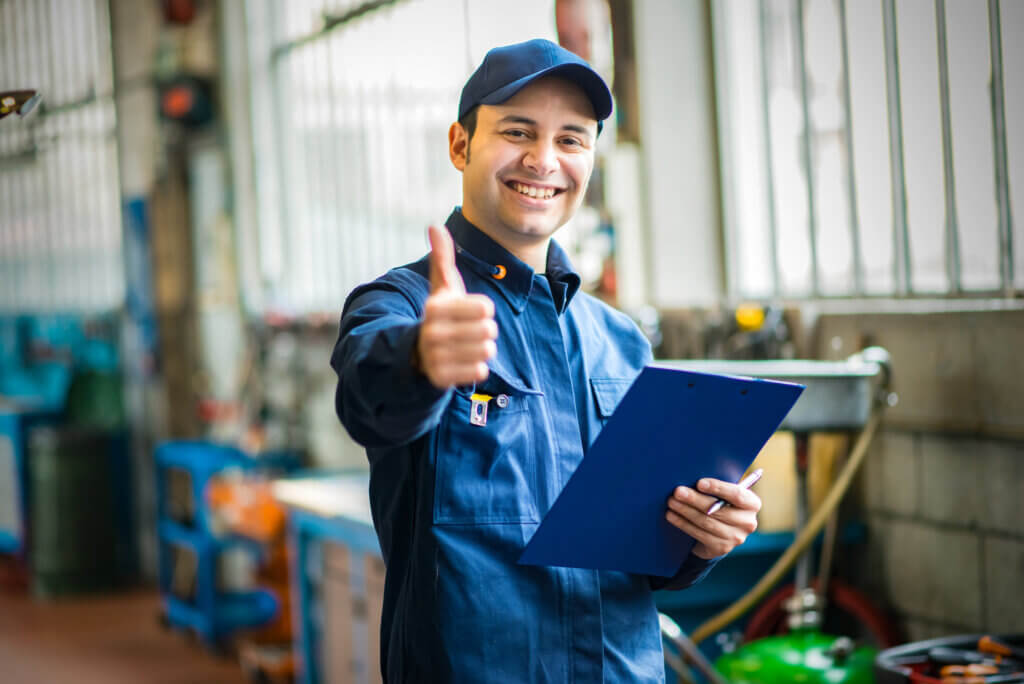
[523,140,558,176]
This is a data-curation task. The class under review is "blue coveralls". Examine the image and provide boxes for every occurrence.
[332,209,718,683]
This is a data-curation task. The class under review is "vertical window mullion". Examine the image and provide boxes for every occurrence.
[758,0,781,299]
[12,0,29,308]
[794,0,819,296]
[838,0,863,296]
[30,0,55,311]
[295,42,317,311]
[269,3,293,308]
[988,0,1014,294]
[310,26,331,312]
[325,29,347,311]
[882,0,911,295]
[934,0,961,294]
[0,1,14,308]
[359,49,374,288]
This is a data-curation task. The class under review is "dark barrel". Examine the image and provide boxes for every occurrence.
[28,425,124,597]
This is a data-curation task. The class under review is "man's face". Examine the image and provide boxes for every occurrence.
[450,76,598,252]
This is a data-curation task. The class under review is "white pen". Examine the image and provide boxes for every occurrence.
[705,468,763,515]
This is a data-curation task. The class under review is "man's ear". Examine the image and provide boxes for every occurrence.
[449,122,468,171]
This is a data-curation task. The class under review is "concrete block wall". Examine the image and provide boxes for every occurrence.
[816,305,1024,640]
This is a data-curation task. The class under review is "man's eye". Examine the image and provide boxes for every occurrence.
[560,138,582,147]
[503,129,527,138]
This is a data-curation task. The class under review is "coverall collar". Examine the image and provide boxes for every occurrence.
[445,207,581,314]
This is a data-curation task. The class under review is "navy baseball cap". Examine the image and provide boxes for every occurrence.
[458,39,613,129]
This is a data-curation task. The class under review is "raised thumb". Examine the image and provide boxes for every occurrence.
[428,224,465,295]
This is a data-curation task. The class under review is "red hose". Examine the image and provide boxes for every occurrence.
[743,578,903,648]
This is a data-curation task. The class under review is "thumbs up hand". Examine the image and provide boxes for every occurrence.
[416,225,498,389]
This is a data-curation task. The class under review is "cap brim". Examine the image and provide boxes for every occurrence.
[476,62,613,122]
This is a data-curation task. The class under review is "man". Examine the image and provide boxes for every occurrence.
[332,38,760,683]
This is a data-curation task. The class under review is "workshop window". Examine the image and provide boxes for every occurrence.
[238,0,559,315]
[713,0,1023,299]
[0,0,123,313]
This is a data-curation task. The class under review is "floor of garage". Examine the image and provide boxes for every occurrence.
[0,563,247,684]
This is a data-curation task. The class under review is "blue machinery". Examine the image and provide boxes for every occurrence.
[272,474,382,684]
[0,314,120,557]
[155,441,299,648]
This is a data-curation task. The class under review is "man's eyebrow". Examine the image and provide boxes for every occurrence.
[496,115,537,126]
[561,123,594,138]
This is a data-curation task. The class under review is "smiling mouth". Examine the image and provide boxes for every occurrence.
[506,181,564,200]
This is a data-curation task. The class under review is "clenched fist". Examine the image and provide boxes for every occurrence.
[416,225,498,389]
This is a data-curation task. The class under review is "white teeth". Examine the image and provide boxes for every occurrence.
[513,182,556,199]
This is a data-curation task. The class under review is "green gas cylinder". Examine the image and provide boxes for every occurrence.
[713,630,876,684]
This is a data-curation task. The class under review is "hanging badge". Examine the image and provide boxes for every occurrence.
[470,393,492,426]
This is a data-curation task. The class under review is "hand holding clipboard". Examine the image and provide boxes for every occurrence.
[519,366,803,577]
[666,468,764,560]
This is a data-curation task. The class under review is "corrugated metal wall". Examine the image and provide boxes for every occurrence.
[714,0,1022,299]
[240,0,558,315]
[0,0,123,313]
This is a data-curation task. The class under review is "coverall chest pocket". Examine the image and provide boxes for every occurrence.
[433,370,543,525]
[590,377,634,423]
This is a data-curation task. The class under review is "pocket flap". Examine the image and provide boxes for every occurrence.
[466,362,544,398]
[590,377,634,418]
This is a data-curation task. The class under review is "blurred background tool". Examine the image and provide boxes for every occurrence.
[875,634,1024,683]
[0,89,41,121]
[979,636,1024,662]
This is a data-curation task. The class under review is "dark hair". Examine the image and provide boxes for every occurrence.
[458,106,478,162]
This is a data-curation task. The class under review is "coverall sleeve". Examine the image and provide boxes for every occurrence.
[648,553,722,591]
[331,279,452,449]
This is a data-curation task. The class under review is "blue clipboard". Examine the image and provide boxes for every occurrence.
[518,365,804,577]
